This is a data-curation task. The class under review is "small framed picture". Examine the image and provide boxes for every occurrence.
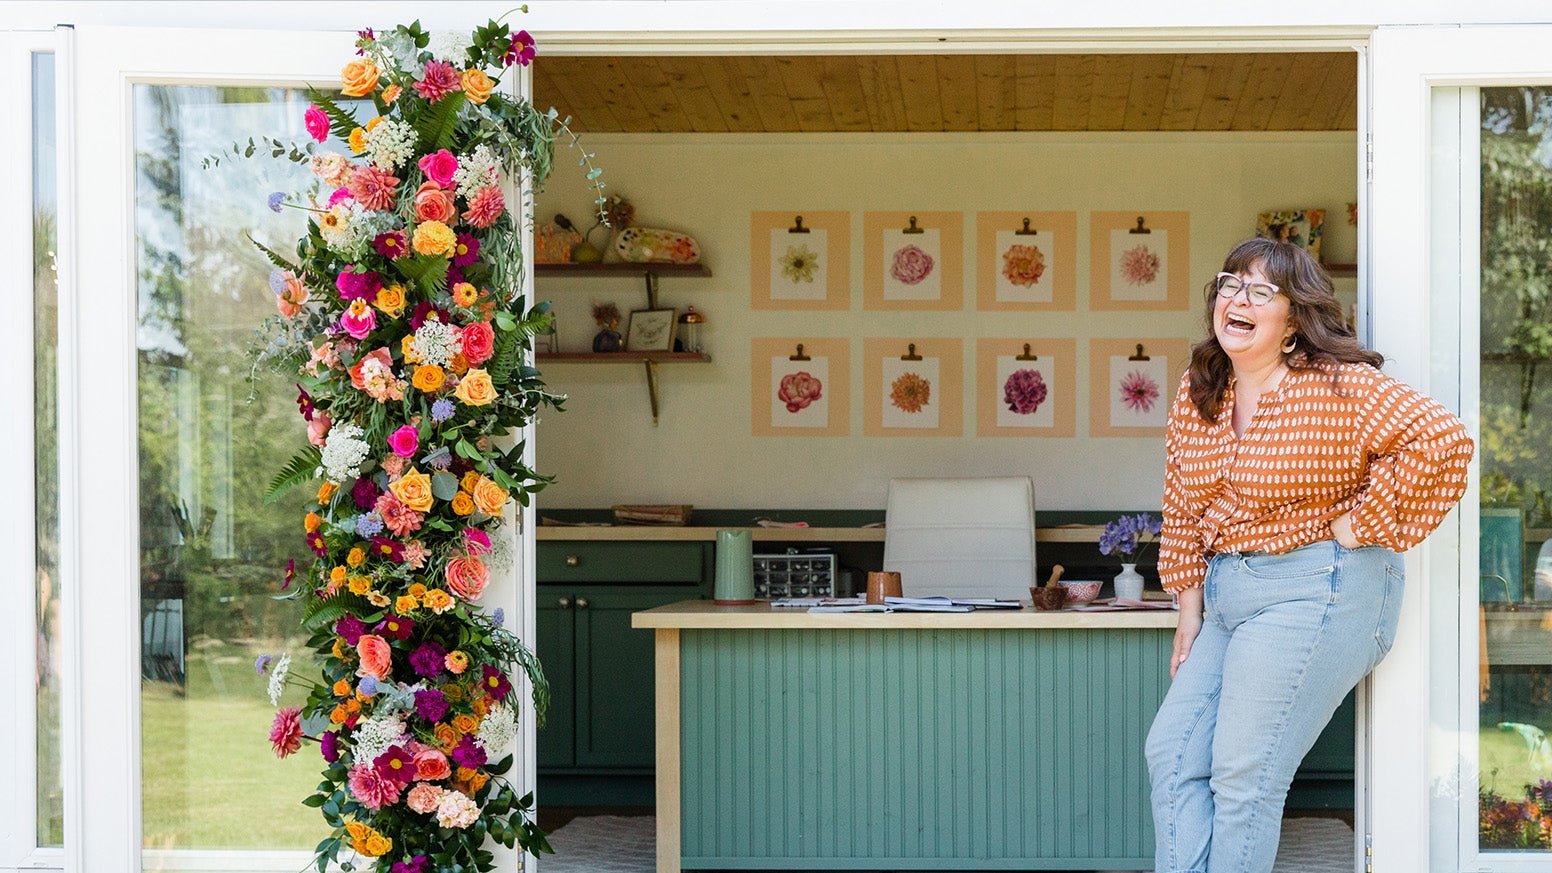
[625,308,676,352]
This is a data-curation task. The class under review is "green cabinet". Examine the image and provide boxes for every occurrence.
[537,542,709,775]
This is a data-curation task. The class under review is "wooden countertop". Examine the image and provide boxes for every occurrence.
[538,524,1106,543]
[631,598,1179,630]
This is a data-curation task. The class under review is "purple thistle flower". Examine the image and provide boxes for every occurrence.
[358,676,377,697]
[492,607,505,627]
[422,446,452,470]
[451,734,487,769]
[431,398,456,422]
[268,269,287,294]
[254,654,274,675]
[320,729,340,763]
[414,687,449,722]
[410,641,447,679]
[267,191,286,213]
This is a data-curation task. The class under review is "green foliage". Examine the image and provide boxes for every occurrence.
[413,91,468,152]
[301,591,372,633]
[265,446,322,503]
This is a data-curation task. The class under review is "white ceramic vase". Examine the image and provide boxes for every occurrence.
[1114,563,1145,601]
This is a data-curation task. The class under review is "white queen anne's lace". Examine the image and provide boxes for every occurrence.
[409,317,463,368]
[453,145,501,201]
[474,703,517,756]
[320,422,371,482]
[351,713,408,767]
[266,653,291,706]
[364,118,417,171]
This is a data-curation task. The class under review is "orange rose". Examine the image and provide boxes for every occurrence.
[454,368,496,406]
[472,476,509,516]
[412,364,446,392]
[317,481,338,504]
[347,126,367,154]
[395,595,418,614]
[330,705,348,725]
[461,68,494,104]
[373,284,406,318]
[449,352,470,376]
[401,334,422,364]
[304,512,321,533]
[332,679,351,697]
[330,565,348,585]
[460,471,482,492]
[452,713,480,734]
[446,556,489,601]
[336,58,375,96]
[434,723,460,751]
[389,468,435,512]
[451,491,475,516]
[413,181,458,224]
[356,634,392,680]
[341,58,380,97]
[423,588,455,613]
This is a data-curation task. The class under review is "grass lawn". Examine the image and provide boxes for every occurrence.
[141,647,324,849]
[1480,723,1552,801]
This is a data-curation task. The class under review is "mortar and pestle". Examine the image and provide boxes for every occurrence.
[1030,564,1068,611]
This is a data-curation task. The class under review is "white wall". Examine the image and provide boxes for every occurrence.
[533,131,1357,511]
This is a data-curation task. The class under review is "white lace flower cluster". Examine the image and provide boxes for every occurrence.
[320,422,371,482]
[409,317,463,368]
[453,144,501,201]
[474,703,517,756]
[319,201,383,260]
[351,712,408,767]
[364,118,417,171]
[266,653,292,706]
[427,31,468,65]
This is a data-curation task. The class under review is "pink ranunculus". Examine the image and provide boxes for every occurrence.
[413,181,458,224]
[387,425,420,458]
[460,321,495,365]
[777,371,823,413]
[347,762,402,811]
[418,149,459,188]
[406,782,445,814]
[269,706,303,758]
[413,748,452,781]
[307,411,332,447]
[445,556,489,602]
[304,104,329,142]
[356,634,393,681]
[347,164,400,211]
[462,528,492,556]
[340,300,377,340]
[464,186,504,229]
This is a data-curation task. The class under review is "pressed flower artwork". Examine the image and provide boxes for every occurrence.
[975,213,1077,311]
[1107,355,1169,428]
[978,340,1072,436]
[1003,368,1048,414]
[1109,228,1169,301]
[779,371,823,412]
[1087,338,1186,435]
[1089,212,1189,311]
[1001,243,1046,287]
[881,230,942,301]
[1118,245,1160,286]
[780,243,820,284]
[864,212,962,311]
[890,245,934,285]
[994,239,1052,303]
[890,372,931,412]
[752,213,848,310]
[1118,370,1160,413]
[866,338,961,435]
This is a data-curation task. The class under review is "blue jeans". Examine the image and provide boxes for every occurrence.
[1145,541,1404,873]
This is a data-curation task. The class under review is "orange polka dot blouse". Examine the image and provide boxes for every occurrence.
[1158,362,1474,594]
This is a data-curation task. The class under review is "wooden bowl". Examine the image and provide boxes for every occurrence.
[1030,586,1068,611]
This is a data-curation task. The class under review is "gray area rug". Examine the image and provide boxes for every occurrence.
[536,814,1353,873]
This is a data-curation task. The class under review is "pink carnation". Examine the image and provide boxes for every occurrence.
[269,706,303,758]
[407,782,445,814]
[347,164,400,211]
[464,186,504,229]
[381,454,406,480]
[414,60,461,102]
[347,763,402,811]
[418,149,459,188]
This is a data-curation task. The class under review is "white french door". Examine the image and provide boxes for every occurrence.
[1370,24,1552,873]
[70,26,537,873]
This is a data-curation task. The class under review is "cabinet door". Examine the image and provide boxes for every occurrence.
[575,587,694,769]
[536,594,576,769]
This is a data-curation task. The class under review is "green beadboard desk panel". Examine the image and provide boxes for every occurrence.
[635,603,1177,872]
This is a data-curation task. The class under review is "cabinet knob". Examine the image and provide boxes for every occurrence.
[557,597,572,608]
[576,597,590,609]
[565,554,581,567]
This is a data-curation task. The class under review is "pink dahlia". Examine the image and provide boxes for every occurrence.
[376,491,425,537]
[347,164,400,211]
[778,371,823,413]
[348,763,403,811]
[1003,369,1048,415]
[464,186,505,229]
[414,60,461,102]
[269,706,303,758]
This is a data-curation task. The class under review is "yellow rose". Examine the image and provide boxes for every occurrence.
[389,468,435,512]
[373,284,406,318]
[365,116,385,133]
[317,481,338,504]
[395,595,418,614]
[454,368,496,406]
[346,547,366,568]
[412,364,446,392]
[362,833,393,857]
[412,220,457,257]
[331,639,346,660]
[345,822,369,842]
[347,127,367,154]
[423,589,454,613]
[452,713,480,734]
[340,58,380,97]
[451,491,475,516]
[348,575,372,595]
[330,565,347,585]
[408,582,428,598]
[461,67,495,104]
[401,334,421,364]
[472,476,509,516]
[460,471,482,493]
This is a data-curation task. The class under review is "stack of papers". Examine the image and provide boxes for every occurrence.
[792,595,1022,614]
[1067,597,1178,612]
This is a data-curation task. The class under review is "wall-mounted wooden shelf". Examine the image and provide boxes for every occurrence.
[539,351,711,364]
[1324,262,1357,278]
[536,262,712,279]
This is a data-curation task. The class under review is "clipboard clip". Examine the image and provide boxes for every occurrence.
[902,215,925,234]
[1129,216,1152,234]
[1016,343,1038,361]
[789,343,811,361]
[901,343,923,361]
[1015,217,1038,236]
[788,215,810,234]
[1128,343,1151,361]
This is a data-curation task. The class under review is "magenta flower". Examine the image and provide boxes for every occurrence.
[452,233,480,267]
[387,425,419,458]
[335,615,366,646]
[306,530,328,558]
[505,29,537,67]
[481,664,513,701]
[411,644,448,681]
[304,104,329,142]
[376,614,415,641]
[462,527,492,556]
[414,60,461,102]
[413,687,448,723]
[1118,370,1161,413]
[374,744,417,785]
[369,536,406,563]
[339,302,376,340]
[295,384,315,421]
[327,187,353,207]
[281,558,296,591]
[417,149,459,187]
[352,477,381,510]
[451,735,487,769]
[1003,369,1048,415]
[319,729,340,764]
[372,230,409,260]
[335,267,381,302]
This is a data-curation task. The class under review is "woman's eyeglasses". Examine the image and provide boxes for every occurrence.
[1214,272,1280,306]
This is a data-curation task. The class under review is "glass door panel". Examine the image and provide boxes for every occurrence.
[133,83,335,852]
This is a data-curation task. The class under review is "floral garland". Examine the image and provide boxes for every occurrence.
[242,19,603,873]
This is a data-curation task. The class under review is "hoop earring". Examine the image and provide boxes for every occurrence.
[1281,334,1298,354]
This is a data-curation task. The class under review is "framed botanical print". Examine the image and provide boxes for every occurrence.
[863,337,963,437]
[751,337,850,436]
[1088,211,1191,311]
[974,211,1078,311]
[974,338,1077,437]
[863,211,964,311]
[1087,337,1191,437]
[750,211,851,311]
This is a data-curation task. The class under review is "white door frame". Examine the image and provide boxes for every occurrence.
[1369,23,1552,873]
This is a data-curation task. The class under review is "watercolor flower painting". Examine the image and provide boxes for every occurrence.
[1000,243,1046,287]
[1118,244,1161,286]
[890,244,935,285]
[778,371,823,412]
[890,372,932,413]
[779,243,819,284]
[1003,368,1048,414]
[1118,369,1161,413]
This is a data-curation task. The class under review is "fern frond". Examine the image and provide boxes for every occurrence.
[266,446,322,504]
[302,591,372,633]
[247,234,299,273]
[412,92,467,151]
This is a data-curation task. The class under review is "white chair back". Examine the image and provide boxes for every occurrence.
[883,477,1036,600]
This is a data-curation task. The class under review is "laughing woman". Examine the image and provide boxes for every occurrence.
[1144,237,1473,873]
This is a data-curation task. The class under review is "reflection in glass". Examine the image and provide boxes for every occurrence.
[1478,85,1552,853]
[33,50,62,849]
[134,84,327,851]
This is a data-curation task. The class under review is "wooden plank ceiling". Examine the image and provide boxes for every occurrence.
[534,53,1356,133]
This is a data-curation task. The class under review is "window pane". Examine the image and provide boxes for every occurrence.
[33,50,62,849]
[1478,85,1552,854]
[134,84,324,851]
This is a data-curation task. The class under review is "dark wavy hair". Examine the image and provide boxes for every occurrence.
[1188,237,1382,422]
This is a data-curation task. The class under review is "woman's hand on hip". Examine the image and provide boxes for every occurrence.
[1171,587,1204,679]
[1330,511,1361,549]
